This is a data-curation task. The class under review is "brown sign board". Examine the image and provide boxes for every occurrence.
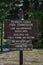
[4,20,38,50]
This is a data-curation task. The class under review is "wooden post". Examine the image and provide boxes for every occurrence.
[20,51,23,65]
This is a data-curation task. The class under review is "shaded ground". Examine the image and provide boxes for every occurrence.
[0,49,43,65]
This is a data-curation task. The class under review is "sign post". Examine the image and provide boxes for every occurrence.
[4,19,38,65]
[20,51,23,65]
[4,9,38,65]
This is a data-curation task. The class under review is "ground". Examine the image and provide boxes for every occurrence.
[0,49,43,65]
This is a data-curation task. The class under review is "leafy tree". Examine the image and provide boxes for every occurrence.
[0,0,43,48]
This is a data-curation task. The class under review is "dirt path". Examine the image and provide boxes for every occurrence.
[0,49,43,65]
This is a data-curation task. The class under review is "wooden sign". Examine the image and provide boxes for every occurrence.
[4,20,38,50]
